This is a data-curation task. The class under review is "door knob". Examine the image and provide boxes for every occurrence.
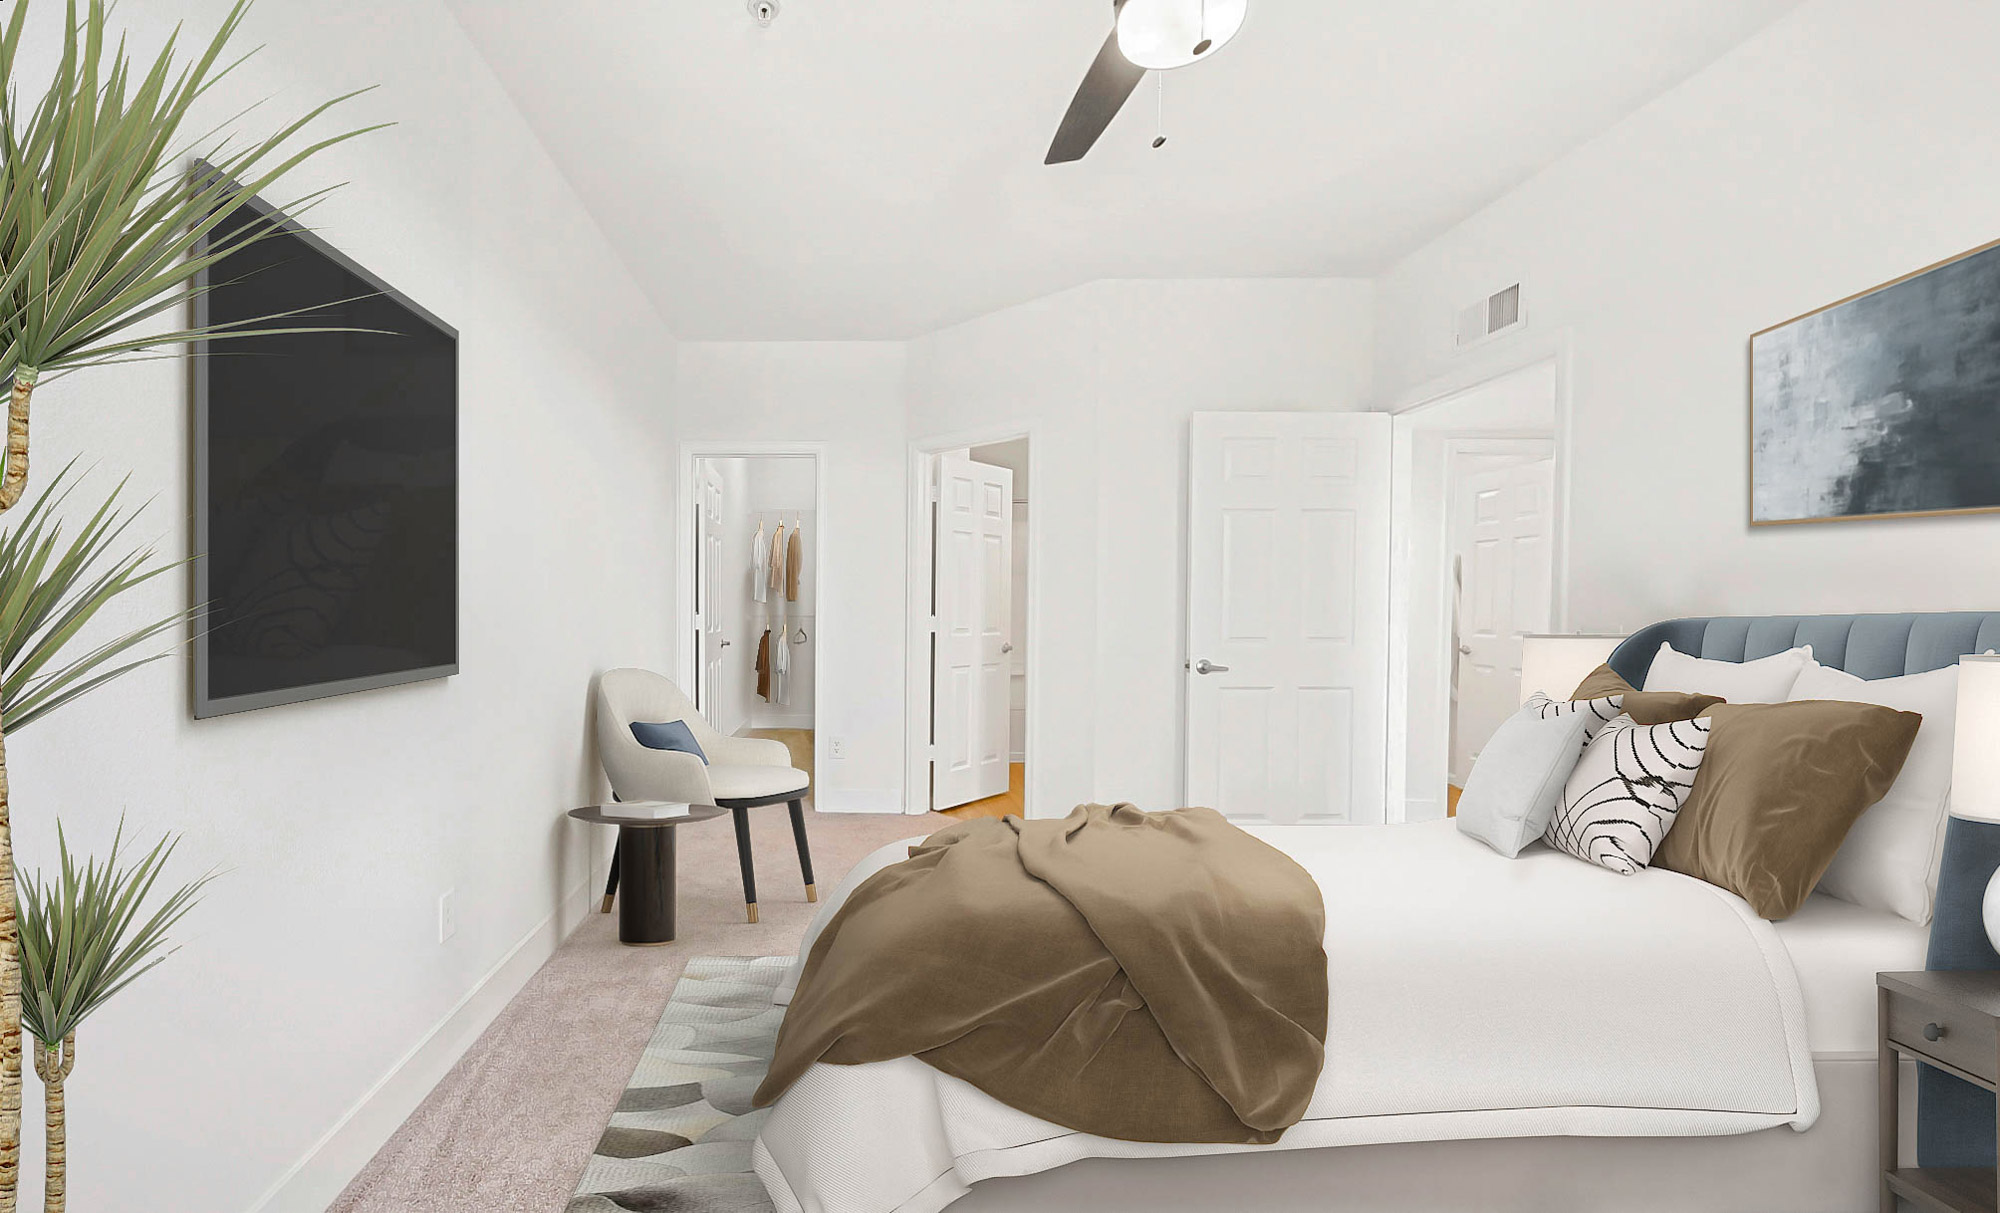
[720,640,733,649]
[1193,659,1230,675]
[1458,644,1472,655]
[1001,643,1014,654]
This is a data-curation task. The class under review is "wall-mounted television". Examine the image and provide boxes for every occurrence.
[192,173,458,718]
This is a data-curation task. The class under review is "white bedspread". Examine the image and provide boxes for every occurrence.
[753,820,1819,1213]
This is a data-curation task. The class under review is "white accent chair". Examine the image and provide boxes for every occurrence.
[595,668,814,923]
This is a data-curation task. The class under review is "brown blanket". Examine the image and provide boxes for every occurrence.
[753,803,1328,1144]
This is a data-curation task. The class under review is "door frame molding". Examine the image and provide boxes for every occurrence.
[1384,331,1577,628]
[1383,343,1573,823]
[675,441,829,802]
[905,423,1042,818]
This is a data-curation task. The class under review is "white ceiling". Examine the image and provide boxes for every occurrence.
[446,0,1802,341]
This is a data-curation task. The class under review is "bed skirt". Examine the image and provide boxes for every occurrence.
[773,1056,1903,1213]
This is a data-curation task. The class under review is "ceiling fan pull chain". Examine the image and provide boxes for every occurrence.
[1153,73,1167,149]
[1193,0,1214,56]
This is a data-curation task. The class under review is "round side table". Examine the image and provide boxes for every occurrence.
[569,804,728,946]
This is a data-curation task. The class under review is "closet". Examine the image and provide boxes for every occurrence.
[748,506,815,727]
[694,456,816,739]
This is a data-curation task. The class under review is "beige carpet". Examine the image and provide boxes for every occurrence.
[331,805,943,1213]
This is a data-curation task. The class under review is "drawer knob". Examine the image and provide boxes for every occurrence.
[1925,1022,1945,1042]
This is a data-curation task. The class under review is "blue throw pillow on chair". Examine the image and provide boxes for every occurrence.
[629,720,708,763]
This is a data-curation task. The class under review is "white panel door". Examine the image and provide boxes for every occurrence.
[932,456,1015,809]
[696,470,729,729]
[1451,458,1554,782]
[1185,412,1392,825]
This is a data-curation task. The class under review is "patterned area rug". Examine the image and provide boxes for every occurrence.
[568,955,789,1213]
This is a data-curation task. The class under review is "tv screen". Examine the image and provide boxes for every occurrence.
[192,181,458,718]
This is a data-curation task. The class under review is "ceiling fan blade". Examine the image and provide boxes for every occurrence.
[1045,29,1147,165]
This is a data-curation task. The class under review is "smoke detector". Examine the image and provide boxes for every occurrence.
[748,0,780,27]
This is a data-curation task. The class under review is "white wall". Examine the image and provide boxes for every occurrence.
[2,2,678,1210]
[909,278,1375,814]
[1372,0,2000,633]
[674,343,905,811]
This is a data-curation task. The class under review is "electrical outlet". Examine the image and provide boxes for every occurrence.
[828,737,848,760]
[437,889,456,944]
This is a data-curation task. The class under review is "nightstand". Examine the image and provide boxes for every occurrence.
[1879,971,2000,1213]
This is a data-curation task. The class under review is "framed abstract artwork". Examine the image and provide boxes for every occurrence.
[1750,237,2000,525]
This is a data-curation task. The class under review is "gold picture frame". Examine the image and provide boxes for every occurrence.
[1749,234,2000,527]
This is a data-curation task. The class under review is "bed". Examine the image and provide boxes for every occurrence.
[752,612,1996,1213]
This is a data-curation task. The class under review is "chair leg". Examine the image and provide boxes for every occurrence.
[732,806,759,923]
[601,843,620,914]
[789,799,817,902]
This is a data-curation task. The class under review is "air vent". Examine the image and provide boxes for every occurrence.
[1455,283,1524,348]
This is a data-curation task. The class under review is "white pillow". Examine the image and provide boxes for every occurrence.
[1546,714,1713,875]
[1456,694,1621,858]
[1643,642,1814,703]
[1789,662,1957,923]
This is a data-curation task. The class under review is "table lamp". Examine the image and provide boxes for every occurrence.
[1952,654,2000,952]
[1518,634,1626,706]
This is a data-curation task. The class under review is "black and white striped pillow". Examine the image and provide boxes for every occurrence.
[1545,714,1711,875]
[1523,691,1624,741]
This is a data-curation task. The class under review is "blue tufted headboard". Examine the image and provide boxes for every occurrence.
[1610,611,2000,1168]
[1608,612,2000,687]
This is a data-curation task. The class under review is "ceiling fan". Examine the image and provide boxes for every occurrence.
[1045,0,1248,164]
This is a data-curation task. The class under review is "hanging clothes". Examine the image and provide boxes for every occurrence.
[771,612,790,705]
[785,519,804,603]
[769,521,788,597]
[751,519,770,605]
[756,629,772,700]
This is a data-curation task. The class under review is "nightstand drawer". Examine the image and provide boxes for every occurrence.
[1889,987,1999,1085]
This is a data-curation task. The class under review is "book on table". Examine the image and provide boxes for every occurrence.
[603,801,693,821]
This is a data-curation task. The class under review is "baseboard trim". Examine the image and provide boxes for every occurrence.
[245,878,592,1213]
[814,787,903,814]
[748,712,813,730]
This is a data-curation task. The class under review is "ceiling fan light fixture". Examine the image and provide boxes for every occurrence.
[1115,0,1247,71]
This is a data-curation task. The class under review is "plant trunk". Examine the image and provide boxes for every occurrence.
[33,1036,71,1213]
[0,372,33,512]
[0,723,15,1213]
[0,372,28,1213]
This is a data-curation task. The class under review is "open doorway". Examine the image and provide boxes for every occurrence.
[905,432,1032,819]
[1390,359,1563,821]
[1445,440,1556,792]
[681,449,822,797]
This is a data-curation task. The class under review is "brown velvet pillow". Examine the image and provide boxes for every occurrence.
[1569,663,1724,725]
[1651,701,1922,920]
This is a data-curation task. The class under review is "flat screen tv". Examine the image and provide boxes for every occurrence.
[192,176,457,718]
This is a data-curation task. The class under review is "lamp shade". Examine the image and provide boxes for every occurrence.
[1952,654,2000,823]
[1518,634,1625,706]
[1116,0,1248,70]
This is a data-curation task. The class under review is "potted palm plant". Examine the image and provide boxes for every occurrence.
[16,822,210,1213]
[0,2,378,1203]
